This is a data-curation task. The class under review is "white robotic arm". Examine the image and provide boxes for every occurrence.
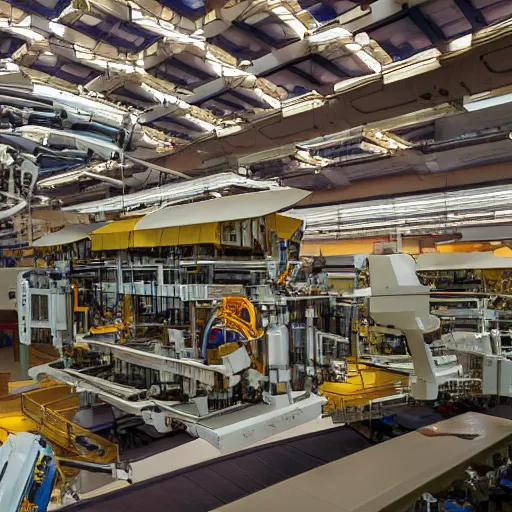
[368,254,442,400]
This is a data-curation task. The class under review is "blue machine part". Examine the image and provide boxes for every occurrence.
[0,432,58,512]
[501,477,512,489]
[201,306,245,359]
[207,327,243,349]
[442,501,473,511]
[159,0,204,20]
[33,450,58,512]
[381,414,397,426]
[9,0,72,18]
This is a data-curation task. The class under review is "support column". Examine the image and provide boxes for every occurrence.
[19,342,30,379]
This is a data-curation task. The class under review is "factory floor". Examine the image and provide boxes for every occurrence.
[61,403,512,512]
[0,346,23,381]
[64,422,371,512]
[56,417,338,508]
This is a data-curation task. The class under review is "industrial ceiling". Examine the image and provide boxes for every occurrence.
[0,0,511,245]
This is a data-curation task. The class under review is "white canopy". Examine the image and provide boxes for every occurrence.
[135,188,311,231]
[32,222,108,247]
[416,251,512,271]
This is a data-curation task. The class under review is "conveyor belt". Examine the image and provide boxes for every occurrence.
[215,413,512,512]
[63,426,372,512]
[62,403,512,512]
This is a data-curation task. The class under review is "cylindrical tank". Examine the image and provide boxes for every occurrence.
[267,323,290,368]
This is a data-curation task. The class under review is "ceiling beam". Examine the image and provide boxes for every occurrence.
[124,155,192,180]
[153,33,512,172]
[295,161,512,207]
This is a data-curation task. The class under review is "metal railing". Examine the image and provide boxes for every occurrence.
[329,391,410,424]
[20,386,118,463]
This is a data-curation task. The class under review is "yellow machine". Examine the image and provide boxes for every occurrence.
[320,360,408,413]
[89,295,133,343]
[71,282,89,314]
[277,263,292,285]
[217,297,263,339]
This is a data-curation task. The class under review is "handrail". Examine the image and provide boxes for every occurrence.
[20,389,118,463]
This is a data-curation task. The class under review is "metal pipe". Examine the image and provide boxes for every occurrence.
[0,195,27,220]
[82,171,125,188]
[305,306,315,391]
[125,155,191,180]
[58,459,115,473]
[58,459,132,482]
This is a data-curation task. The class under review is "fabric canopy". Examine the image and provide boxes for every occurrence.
[32,222,108,248]
[133,223,219,248]
[273,214,303,240]
[134,188,311,231]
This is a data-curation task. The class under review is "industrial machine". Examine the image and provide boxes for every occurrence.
[416,251,512,400]
[368,254,462,401]
[20,190,334,453]
[349,254,512,404]
[16,190,512,459]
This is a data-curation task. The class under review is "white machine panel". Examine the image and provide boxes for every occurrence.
[499,358,512,398]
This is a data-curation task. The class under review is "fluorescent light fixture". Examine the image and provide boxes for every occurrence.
[343,43,361,53]
[63,173,282,214]
[444,33,472,53]
[238,144,297,165]
[38,161,126,188]
[333,75,375,93]
[0,16,46,41]
[292,183,512,241]
[271,5,307,40]
[354,50,382,74]
[463,92,512,112]
[217,125,244,138]
[359,141,388,154]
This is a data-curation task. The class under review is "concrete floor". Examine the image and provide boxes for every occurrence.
[0,346,23,381]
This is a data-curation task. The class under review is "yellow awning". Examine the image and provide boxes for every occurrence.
[133,223,219,248]
[91,212,298,251]
[275,214,302,240]
[436,242,501,253]
[3,248,34,257]
[266,214,303,240]
[494,247,512,257]
[91,217,142,251]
